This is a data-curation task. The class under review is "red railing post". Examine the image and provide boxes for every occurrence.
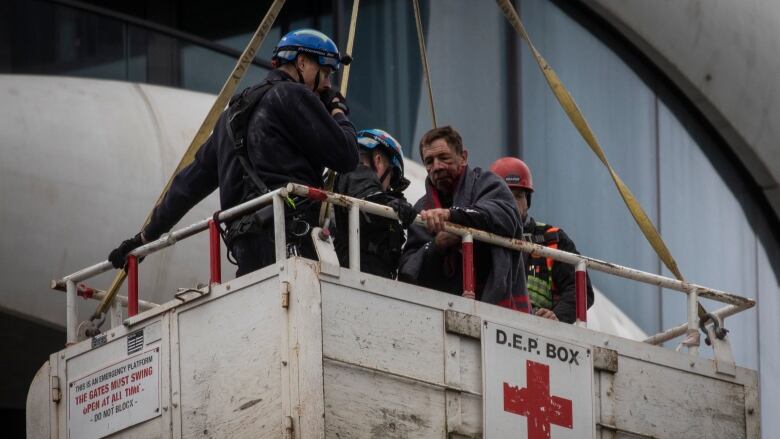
[575,261,587,326]
[127,254,139,317]
[462,233,475,299]
[208,219,222,285]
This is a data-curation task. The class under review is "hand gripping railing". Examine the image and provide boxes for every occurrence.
[283,183,756,353]
[55,183,755,357]
[55,188,289,344]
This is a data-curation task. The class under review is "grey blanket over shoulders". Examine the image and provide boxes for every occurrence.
[399,166,529,311]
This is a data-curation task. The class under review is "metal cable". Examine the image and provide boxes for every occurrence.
[412,0,438,128]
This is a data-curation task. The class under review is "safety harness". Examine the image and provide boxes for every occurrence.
[94,0,287,322]
[222,79,313,258]
[524,222,560,310]
[226,79,280,196]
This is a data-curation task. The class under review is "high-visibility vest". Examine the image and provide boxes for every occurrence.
[525,223,560,310]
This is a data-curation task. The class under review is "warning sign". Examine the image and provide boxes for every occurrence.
[482,322,594,439]
[68,347,161,439]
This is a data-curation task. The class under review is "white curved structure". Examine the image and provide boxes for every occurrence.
[588,288,647,341]
[0,75,222,326]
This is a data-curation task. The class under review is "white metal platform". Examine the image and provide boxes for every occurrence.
[27,256,760,438]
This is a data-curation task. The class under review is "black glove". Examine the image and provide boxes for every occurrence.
[108,233,144,269]
[388,198,417,228]
[390,176,411,193]
[319,88,349,115]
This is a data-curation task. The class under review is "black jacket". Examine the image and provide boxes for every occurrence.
[524,217,595,323]
[333,164,407,279]
[399,166,529,310]
[143,69,359,240]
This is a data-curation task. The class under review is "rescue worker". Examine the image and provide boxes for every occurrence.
[399,126,529,312]
[108,29,359,276]
[333,129,417,279]
[490,157,594,323]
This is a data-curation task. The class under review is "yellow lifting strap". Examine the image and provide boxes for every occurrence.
[320,0,361,225]
[339,0,361,98]
[94,0,288,319]
[412,0,438,128]
[495,1,692,286]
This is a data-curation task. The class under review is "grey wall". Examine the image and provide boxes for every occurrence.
[519,0,661,332]
[585,0,780,237]
[411,0,508,168]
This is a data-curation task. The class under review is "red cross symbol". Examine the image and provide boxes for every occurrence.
[504,360,573,439]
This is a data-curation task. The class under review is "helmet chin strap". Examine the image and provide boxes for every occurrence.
[370,152,394,190]
[378,167,393,189]
[294,66,306,85]
[297,70,319,93]
[295,58,320,93]
[312,70,320,93]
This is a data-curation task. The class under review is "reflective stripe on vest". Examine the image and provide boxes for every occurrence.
[526,227,559,310]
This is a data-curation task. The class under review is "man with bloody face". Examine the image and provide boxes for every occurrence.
[399,126,529,312]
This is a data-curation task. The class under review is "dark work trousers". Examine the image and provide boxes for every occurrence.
[230,226,317,277]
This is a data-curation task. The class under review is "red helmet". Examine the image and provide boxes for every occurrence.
[490,157,533,192]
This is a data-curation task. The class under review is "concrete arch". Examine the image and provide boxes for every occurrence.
[586,0,780,219]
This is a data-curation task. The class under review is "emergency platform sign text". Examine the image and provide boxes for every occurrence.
[68,346,161,439]
[483,322,594,439]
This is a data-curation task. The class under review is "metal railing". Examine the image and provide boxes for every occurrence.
[55,184,756,357]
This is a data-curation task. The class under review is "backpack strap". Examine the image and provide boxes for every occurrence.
[529,222,560,245]
[542,226,560,245]
[544,227,560,271]
[528,223,561,270]
[226,80,280,195]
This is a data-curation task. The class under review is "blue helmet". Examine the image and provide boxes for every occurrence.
[273,29,351,71]
[358,129,409,191]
